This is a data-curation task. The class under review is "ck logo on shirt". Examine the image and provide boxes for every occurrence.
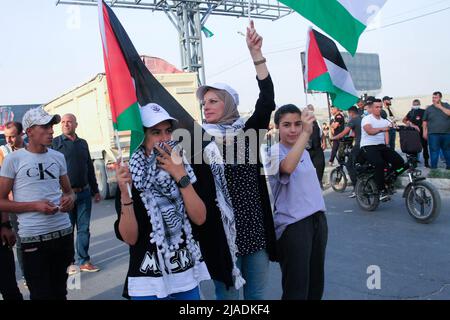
[26,163,58,180]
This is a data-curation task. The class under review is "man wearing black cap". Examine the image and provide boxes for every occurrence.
[0,107,75,300]
[381,96,397,149]
[331,106,362,198]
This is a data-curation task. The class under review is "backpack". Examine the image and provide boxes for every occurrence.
[399,127,422,154]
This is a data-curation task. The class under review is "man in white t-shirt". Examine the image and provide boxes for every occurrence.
[360,99,405,200]
[0,107,76,300]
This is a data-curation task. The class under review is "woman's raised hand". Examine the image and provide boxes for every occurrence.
[246,20,263,58]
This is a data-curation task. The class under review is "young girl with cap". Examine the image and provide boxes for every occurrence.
[114,103,210,300]
[191,20,277,300]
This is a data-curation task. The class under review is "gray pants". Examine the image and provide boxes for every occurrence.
[276,211,328,300]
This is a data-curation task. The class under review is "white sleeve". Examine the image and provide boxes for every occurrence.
[361,116,369,128]
[0,155,17,179]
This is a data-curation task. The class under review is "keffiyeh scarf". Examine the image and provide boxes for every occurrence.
[129,142,203,287]
[203,118,247,289]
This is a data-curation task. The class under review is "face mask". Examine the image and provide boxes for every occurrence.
[363,110,369,116]
[412,105,420,110]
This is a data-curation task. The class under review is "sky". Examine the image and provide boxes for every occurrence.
[1,0,449,113]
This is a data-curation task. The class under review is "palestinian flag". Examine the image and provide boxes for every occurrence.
[305,28,358,110]
[98,0,197,154]
[201,26,214,38]
[280,0,387,55]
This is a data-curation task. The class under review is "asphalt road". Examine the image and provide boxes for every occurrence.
[11,184,450,300]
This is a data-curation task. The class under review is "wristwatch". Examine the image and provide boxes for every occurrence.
[177,175,191,188]
[0,221,12,230]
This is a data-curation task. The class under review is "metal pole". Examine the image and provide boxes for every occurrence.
[326,92,332,124]
[195,9,206,85]
[183,5,192,72]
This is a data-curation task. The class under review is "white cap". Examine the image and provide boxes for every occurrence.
[22,107,61,131]
[140,103,177,128]
[196,83,239,106]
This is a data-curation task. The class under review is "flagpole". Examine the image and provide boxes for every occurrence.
[303,26,312,108]
[114,129,132,198]
[326,92,332,125]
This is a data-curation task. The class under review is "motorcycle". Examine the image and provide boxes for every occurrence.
[354,126,441,224]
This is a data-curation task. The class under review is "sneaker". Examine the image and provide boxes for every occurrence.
[379,190,389,201]
[80,262,100,273]
[348,192,356,198]
[68,264,79,276]
[328,162,334,167]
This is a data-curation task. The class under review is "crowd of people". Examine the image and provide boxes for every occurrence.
[0,21,449,301]
[321,92,449,199]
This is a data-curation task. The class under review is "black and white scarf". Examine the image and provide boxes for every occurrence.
[203,118,247,289]
[129,143,203,287]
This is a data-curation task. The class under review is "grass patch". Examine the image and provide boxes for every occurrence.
[428,169,450,179]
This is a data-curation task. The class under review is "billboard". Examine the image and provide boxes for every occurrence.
[300,52,382,93]
[0,104,41,131]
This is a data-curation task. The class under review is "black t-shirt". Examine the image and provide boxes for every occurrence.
[332,113,345,135]
[347,115,362,148]
[310,121,322,150]
[406,109,425,129]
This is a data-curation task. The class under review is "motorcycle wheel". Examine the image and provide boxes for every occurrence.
[405,180,441,224]
[355,178,380,211]
[330,168,347,193]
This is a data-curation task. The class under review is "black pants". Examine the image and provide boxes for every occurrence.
[346,146,360,187]
[329,140,339,163]
[308,148,325,185]
[0,244,23,300]
[277,211,328,300]
[421,134,429,163]
[21,233,74,300]
[361,144,405,191]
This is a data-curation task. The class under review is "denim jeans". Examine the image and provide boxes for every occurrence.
[21,233,74,300]
[70,189,92,265]
[130,286,201,300]
[214,249,269,300]
[0,244,23,300]
[428,133,450,169]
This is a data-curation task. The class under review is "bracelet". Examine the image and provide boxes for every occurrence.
[122,201,134,206]
[253,57,266,65]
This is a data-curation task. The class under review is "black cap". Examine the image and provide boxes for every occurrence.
[364,96,375,105]
[382,96,393,101]
[348,106,358,113]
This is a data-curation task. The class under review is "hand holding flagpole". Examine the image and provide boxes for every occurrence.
[114,130,132,198]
